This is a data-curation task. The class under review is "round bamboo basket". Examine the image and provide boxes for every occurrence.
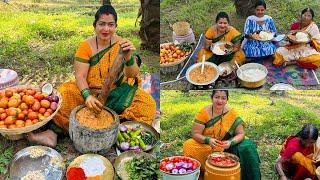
[0,85,62,140]
[172,21,190,36]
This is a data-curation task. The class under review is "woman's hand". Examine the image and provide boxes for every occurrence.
[85,95,103,113]
[119,39,136,61]
[220,140,231,149]
[209,138,223,148]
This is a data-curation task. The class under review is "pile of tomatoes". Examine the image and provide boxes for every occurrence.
[160,156,199,174]
[209,155,237,167]
[160,43,190,65]
[0,87,59,129]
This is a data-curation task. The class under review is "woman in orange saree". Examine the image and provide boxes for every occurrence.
[197,12,245,65]
[183,90,261,180]
[27,5,156,147]
[53,5,156,131]
[276,124,319,180]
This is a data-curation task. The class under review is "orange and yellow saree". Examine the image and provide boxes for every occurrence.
[53,40,156,131]
[197,26,245,65]
[183,108,261,180]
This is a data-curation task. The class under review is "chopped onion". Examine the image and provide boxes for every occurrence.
[165,163,174,171]
[178,168,187,174]
[182,162,189,169]
[175,162,183,169]
[171,169,178,174]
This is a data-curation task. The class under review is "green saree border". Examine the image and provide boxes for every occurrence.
[89,43,115,66]
[205,112,228,128]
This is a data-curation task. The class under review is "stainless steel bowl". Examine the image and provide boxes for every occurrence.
[218,62,235,77]
[10,146,65,180]
[119,121,160,152]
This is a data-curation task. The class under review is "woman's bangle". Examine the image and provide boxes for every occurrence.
[204,136,211,144]
[125,55,135,66]
[229,139,236,146]
[81,88,91,100]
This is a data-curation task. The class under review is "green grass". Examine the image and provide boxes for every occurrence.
[160,90,320,179]
[160,0,320,83]
[0,144,13,175]
[0,1,157,178]
[0,0,157,85]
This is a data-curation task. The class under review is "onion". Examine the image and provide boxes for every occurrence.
[171,169,178,174]
[120,142,129,151]
[187,163,193,169]
[178,168,187,174]
[182,162,189,169]
[119,125,128,132]
[175,162,183,169]
[52,95,59,103]
[50,102,58,111]
[165,163,174,171]
[45,95,54,102]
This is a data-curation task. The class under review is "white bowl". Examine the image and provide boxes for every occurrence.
[237,63,268,82]
[186,62,219,86]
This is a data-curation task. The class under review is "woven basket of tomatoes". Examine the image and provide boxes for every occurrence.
[0,85,62,140]
[208,152,239,168]
[160,42,192,74]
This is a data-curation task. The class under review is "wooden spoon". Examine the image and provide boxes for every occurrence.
[201,54,205,74]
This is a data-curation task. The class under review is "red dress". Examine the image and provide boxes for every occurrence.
[280,136,315,180]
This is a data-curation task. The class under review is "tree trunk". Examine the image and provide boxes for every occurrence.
[138,0,160,53]
[101,0,111,5]
[234,0,259,17]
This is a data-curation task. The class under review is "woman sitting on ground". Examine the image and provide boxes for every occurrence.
[27,5,156,147]
[183,90,261,180]
[276,124,319,180]
[273,8,320,69]
[197,12,245,65]
[242,0,277,60]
